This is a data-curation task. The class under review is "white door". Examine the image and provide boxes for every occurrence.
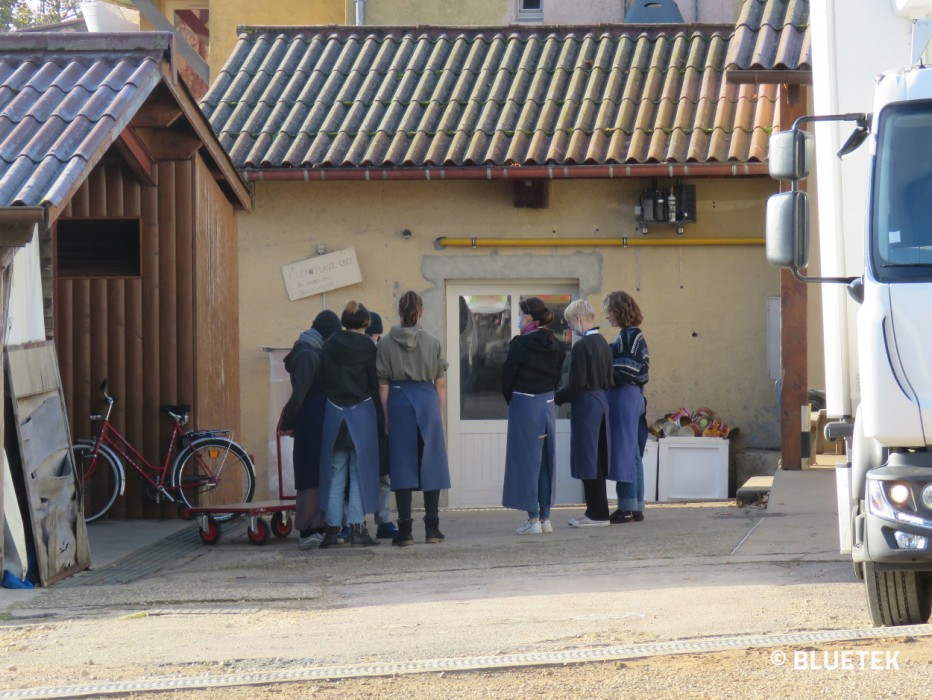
[446,283,581,507]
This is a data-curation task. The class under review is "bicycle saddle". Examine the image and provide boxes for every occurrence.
[161,404,191,420]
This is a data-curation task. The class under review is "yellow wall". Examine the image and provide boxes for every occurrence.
[355,0,509,25]
[237,176,781,493]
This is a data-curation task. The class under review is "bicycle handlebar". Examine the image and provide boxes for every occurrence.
[99,379,115,404]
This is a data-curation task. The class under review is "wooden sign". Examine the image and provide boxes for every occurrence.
[281,248,362,301]
[5,342,90,586]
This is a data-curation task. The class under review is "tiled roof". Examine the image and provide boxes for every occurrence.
[0,33,166,208]
[728,0,810,71]
[203,2,810,173]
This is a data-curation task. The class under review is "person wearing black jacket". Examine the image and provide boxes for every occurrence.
[281,309,341,550]
[501,297,566,535]
[318,301,380,548]
[555,299,614,527]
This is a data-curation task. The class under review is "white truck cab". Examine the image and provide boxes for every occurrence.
[766,0,932,626]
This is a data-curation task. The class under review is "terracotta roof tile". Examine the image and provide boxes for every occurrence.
[206,4,808,171]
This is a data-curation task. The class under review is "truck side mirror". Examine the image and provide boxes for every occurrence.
[766,191,810,268]
[769,130,814,181]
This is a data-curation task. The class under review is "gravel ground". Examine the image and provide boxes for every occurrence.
[1,502,928,699]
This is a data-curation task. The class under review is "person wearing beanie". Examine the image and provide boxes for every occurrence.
[365,311,397,539]
[282,309,342,550]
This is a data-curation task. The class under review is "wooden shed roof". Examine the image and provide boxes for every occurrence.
[0,32,251,218]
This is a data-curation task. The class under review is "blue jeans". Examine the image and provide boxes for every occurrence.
[617,397,647,511]
[327,447,365,527]
[527,437,553,520]
[616,446,644,511]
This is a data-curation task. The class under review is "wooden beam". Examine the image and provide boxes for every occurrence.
[176,9,209,37]
[128,0,209,83]
[131,88,184,129]
[778,89,808,470]
[115,130,156,186]
[135,126,203,161]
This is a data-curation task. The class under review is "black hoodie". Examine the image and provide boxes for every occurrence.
[319,330,378,407]
[501,328,566,404]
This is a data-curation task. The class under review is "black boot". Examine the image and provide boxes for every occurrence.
[350,523,379,547]
[424,516,445,544]
[319,525,342,549]
[392,518,415,547]
[632,511,645,522]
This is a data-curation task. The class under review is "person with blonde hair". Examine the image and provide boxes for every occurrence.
[377,291,451,546]
[555,299,614,527]
[318,301,380,548]
[501,297,566,535]
[603,290,650,523]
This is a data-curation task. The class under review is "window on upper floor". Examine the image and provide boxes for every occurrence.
[517,0,543,23]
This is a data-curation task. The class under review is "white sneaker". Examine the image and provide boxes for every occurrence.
[515,519,543,535]
[567,516,610,528]
[540,519,553,533]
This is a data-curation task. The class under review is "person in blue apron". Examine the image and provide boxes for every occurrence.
[603,291,651,524]
[365,311,399,539]
[318,301,381,548]
[376,290,450,546]
[555,299,614,527]
[501,297,566,535]
[281,309,341,550]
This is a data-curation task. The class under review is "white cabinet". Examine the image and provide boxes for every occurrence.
[657,437,729,501]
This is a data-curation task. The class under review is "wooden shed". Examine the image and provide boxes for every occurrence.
[0,32,252,519]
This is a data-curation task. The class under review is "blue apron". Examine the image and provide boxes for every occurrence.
[502,391,556,512]
[374,399,390,478]
[387,380,451,491]
[292,384,326,490]
[318,398,380,514]
[569,389,611,480]
[606,384,643,483]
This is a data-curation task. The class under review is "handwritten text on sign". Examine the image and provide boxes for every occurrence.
[282,248,362,301]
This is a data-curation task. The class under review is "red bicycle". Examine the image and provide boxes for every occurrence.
[75,380,255,523]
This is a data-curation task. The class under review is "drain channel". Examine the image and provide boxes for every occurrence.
[2,624,930,699]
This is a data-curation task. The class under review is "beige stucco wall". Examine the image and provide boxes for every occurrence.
[354,0,743,26]
[238,176,780,493]
[207,0,345,78]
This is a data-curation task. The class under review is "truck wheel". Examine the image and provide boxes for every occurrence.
[863,563,931,626]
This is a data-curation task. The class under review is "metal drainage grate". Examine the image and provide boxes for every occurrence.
[1,624,930,699]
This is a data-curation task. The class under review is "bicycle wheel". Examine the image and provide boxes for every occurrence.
[171,438,255,522]
[73,440,124,523]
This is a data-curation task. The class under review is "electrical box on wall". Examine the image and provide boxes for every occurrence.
[635,181,697,234]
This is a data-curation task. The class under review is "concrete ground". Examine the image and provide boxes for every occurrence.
[3,467,928,699]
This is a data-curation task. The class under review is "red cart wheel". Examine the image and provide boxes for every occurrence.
[199,517,221,545]
[248,518,269,545]
[271,512,292,539]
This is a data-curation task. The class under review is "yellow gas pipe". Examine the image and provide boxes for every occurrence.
[435,237,764,248]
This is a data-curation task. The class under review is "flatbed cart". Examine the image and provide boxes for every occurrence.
[187,414,296,546]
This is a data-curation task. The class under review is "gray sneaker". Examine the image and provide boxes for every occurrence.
[298,531,324,550]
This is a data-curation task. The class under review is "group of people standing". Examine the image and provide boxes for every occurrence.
[280,288,648,549]
[501,292,649,533]
[280,291,450,549]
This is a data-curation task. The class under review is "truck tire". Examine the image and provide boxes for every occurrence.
[863,563,931,626]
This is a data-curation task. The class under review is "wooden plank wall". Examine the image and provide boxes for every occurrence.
[55,154,240,519]
[193,156,241,437]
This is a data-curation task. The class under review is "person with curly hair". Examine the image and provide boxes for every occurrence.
[603,290,650,523]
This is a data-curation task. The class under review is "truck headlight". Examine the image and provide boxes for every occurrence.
[922,484,932,510]
[889,483,910,505]
[893,531,927,550]
[868,480,896,520]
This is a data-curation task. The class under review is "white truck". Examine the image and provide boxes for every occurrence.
[766,0,932,626]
